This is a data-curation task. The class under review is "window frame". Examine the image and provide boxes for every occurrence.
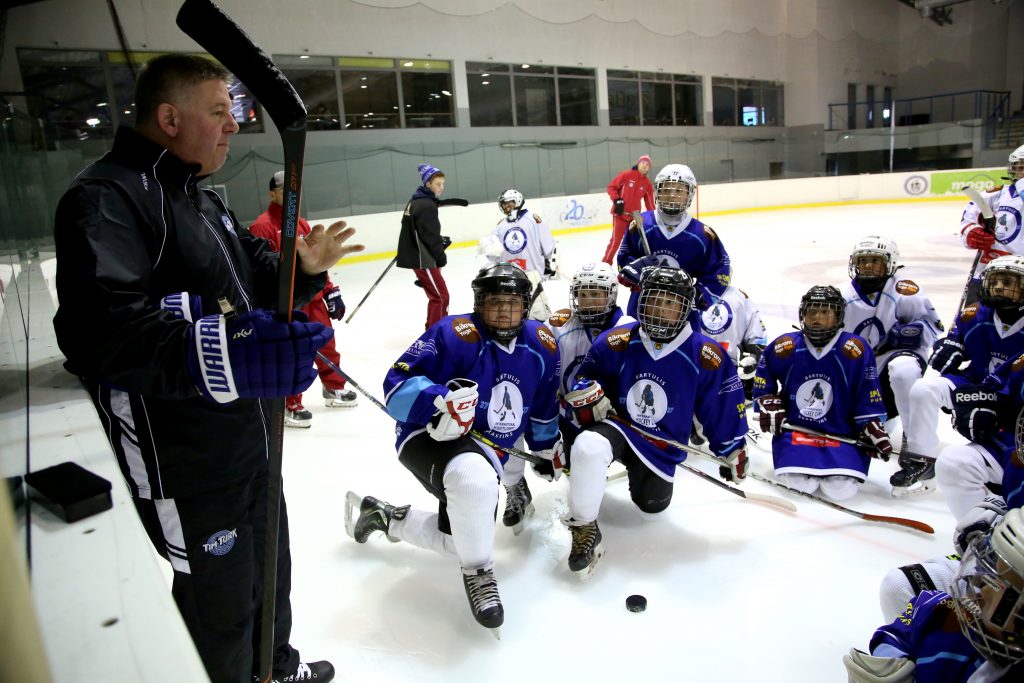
[606,70,703,127]
[466,61,597,127]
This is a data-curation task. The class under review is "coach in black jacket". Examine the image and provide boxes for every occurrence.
[52,55,360,683]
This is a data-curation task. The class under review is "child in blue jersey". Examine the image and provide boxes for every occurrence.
[615,164,732,318]
[754,285,892,502]
[343,262,562,638]
[844,509,1024,683]
[560,266,748,580]
[899,256,1024,498]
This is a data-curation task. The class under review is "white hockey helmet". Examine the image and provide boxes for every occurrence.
[848,235,899,285]
[571,262,617,327]
[951,507,1024,666]
[981,255,1024,308]
[1008,144,1024,181]
[498,188,525,218]
[654,164,696,216]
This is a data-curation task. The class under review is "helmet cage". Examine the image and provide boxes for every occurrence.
[655,178,694,216]
[848,236,898,289]
[637,268,695,343]
[498,189,525,218]
[472,263,532,341]
[799,286,845,347]
[1009,145,1024,181]
[981,258,1024,311]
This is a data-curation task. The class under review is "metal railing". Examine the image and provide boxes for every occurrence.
[828,89,1009,131]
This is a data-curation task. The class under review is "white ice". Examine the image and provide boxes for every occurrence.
[283,199,973,683]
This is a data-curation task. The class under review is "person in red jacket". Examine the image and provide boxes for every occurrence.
[602,154,655,264]
[250,170,357,426]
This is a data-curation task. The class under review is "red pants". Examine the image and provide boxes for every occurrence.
[602,215,631,264]
[414,267,449,329]
[287,298,344,410]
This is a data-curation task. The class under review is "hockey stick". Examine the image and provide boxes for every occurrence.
[175,2,306,680]
[956,186,997,315]
[629,210,652,256]
[606,416,796,512]
[314,352,548,466]
[779,422,935,463]
[745,472,935,534]
[345,256,396,323]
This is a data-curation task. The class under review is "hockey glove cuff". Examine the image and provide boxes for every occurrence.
[160,291,203,322]
[186,310,332,404]
[565,379,615,426]
[719,447,747,483]
[426,378,479,442]
[757,394,786,435]
[324,286,346,321]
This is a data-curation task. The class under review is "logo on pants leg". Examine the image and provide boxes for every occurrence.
[203,528,238,556]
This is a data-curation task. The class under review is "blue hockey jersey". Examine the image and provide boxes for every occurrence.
[948,303,1024,383]
[978,354,1024,510]
[574,320,746,478]
[754,331,886,479]
[383,314,561,468]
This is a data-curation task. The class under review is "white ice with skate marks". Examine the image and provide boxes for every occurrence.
[280,200,972,683]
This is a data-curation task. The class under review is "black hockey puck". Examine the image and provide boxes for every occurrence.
[625,594,647,613]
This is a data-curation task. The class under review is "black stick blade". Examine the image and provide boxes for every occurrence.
[176,0,306,130]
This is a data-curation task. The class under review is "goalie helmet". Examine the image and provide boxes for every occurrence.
[571,262,617,328]
[637,266,695,343]
[848,235,899,292]
[498,189,525,220]
[951,507,1024,666]
[1009,144,1024,181]
[654,164,696,216]
[799,285,845,347]
[472,262,532,341]
[980,255,1024,316]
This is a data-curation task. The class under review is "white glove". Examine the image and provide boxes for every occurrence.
[954,495,1007,554]
[426,378,479,442]
[842,648,915,683]
[532,438,566,481]
[477,234,504,260]
[565,379,615,426]
[737,353,758,381]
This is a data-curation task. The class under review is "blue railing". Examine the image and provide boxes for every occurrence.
[827,89,1009,131]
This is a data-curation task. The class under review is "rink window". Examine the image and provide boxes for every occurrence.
[711,77,784,127]
[607,71,703,127]
[466,62,597,127]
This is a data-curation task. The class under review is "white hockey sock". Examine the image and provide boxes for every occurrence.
[886,355,922,426]
[777,473,819,494]
[905,374,953,454]
[935,442,1003,521]
[443,452,500,570]
[388,508,458,560]
[568,430,615,523]
[819,475,859,501]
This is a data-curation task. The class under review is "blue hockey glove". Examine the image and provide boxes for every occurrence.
[882,321,923,351]
[617,255,661,291]
[159,291,203,322]
[324,286,346,321]
[929,337,966,374]
[565,379,615,426]
[186,309,332,404]
[952,384,999,442]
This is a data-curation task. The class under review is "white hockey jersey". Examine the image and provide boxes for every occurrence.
[485,208,556,279]
[694,286,767,363]
[960,179,1024,277]
[839,274,942,366]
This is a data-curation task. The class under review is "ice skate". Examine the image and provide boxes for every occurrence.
[889,456,936,498]
[502,477,534,535]
[284,406,312,428]
[462,565,504,639]
[344,491,409,543]
[567,518,604,582]
[323,387,358,408]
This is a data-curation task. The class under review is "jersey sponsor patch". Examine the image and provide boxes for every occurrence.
[773,335,796,358]
[703,225,718,240]
[842,337,865,359]
[452,317,481,342]
[960,304,979,321]
[699,342,724,370]
[606,326,632,351]
[548,309,572,327]
[792,432,839,448]
[1012,449,1024,468]
[536,325,557,351]
[533,213,543,223]
[895,280,920,295]
[1013,354,1024,372]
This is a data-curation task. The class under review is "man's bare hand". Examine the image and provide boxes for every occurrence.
[296,221,365,275]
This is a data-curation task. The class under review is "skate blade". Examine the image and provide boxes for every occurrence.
[890,480,936,498]
[573,545,605,583]
[511,503,536,536]
[343,491,362,540]
[489,626,502,641]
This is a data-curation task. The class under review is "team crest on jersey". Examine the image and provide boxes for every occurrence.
[487,380,524,434]
[795,377,833,419]
[700,300,733,335]
[452,317,481,342]
[895,280,919,295]
[699,342,724,370]
[842,337,865,359]
[626,376,667,428]
[501,226,528,254]
[649,252,681,269]
[995,206,1022,244]
[549,309,571,327]
[203,529,238,556]
[606,327,632,351]
[853,318,885,349]
[536,325,556,351]
[773,335,796,358]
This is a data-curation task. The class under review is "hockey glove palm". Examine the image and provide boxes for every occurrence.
[757,394,786,435]
[954,495,1007,554]
[882,322,923,351]
[965,225,996,251]
[842,649,915,683]
[952,384,999,442]
[426,378,479,442]
[860,419,893,460]
[617,255,661,291]
[565,379,615,426]
[186,309,332,404]
[531,438,566,482]
[613,198,625,215]
[324,286,346,321]
[719,447,747,483]
[929,337,966,374]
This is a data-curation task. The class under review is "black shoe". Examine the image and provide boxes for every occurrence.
[462,565,504,636]
[344,491,409,543]
[502,478,534,535]
[889,456,936,498]
[273,660,335,682]
[567,518,604,581]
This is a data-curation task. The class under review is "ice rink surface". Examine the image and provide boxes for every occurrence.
[282,198,975,683]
